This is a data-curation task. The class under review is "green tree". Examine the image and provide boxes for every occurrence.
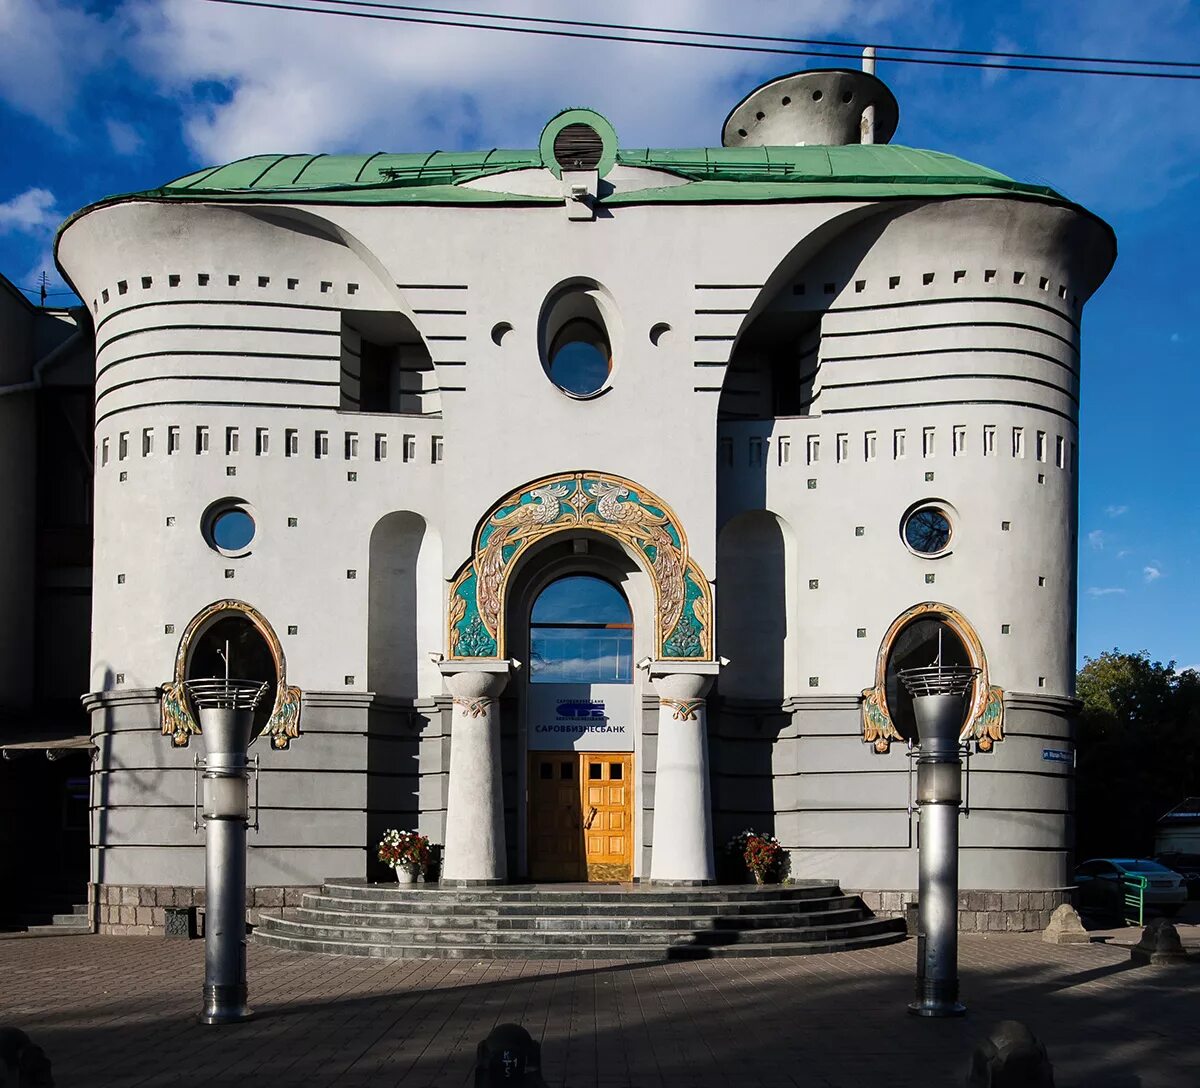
[1075,650,1200,860]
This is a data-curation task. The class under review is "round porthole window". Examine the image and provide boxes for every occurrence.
[203,500,256,557]
[902,504,953,556]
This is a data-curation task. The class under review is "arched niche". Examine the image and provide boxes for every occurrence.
[161,600,301,749]
[448,472,713,662]
[861,602,1004,754]
[716,510,797,700]
[368,511,442,699]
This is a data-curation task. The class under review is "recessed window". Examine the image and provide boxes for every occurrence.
[903,505,953,556]
[203,500,256,557]
[540,281,617,399]
[548,318,610,397]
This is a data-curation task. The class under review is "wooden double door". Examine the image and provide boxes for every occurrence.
[528,752,633,882]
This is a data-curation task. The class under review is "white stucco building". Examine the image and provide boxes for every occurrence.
[55,67,1115,933]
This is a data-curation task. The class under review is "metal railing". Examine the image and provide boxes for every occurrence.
[1122,874,1148,926]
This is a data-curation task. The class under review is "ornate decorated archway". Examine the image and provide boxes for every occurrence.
[861,601,1004,754]
[160,599,302,749]
[448,472,713,662]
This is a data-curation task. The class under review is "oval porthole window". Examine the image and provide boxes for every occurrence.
[548,318,611,397]
[203,500,256,557]
[539,281,619,399]
[902,505,953,556]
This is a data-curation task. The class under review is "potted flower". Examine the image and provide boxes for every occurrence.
[378,828,431,884]
[726,828,784,884]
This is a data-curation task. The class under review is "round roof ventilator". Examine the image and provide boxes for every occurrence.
[553,123,604,171]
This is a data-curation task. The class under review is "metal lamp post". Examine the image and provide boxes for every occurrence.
[900,653,979,1018]
[187,670,267,1026]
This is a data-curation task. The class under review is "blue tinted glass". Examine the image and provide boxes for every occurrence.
[549,341,609,396]
[532,576,630,624]
[530,630,632,683]
[212,509,255,551]
[530,576,632,684]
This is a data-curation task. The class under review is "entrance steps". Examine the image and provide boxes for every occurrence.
[5,899,90,936]
[253,880,907,960]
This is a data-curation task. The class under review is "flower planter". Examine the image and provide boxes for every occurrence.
[394,865,420,885]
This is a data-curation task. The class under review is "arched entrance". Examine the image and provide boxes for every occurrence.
[524,574,635,882]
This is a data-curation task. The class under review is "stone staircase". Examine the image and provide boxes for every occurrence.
[253,880,907,960]
[4,896,90,936]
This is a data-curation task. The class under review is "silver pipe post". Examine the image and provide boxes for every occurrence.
[900,658,979,1018]
[187,677,267,1026]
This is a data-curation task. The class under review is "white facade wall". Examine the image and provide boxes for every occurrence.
[59,148,1112,898]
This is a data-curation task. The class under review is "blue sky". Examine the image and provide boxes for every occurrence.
[2,0,1197,670]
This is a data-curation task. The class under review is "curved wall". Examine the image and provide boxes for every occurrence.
[713,197,1106,897]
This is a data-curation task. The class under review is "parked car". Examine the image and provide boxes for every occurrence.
[1154,853,1200,899]
[1072,858,1187,918]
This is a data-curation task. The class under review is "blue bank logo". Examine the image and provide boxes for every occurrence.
[556,701,606,720]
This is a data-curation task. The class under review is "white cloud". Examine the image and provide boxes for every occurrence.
[1116,548,1132,559]
[1144,564,1163,583]
[1088,529,1106,550]
[0,0,111,125]
[1104,505,1128,518]
[979,34,1018,89]
[0,188,59,234]
[123,0,906,162]
[1086,587,1125,597]
[106,119,145,156]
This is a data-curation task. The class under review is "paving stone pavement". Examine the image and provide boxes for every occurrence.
[2,931,1197,1088]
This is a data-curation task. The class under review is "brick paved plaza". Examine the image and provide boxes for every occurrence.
[3,930,1196,1088]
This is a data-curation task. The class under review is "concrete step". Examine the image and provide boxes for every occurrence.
[21,920,91,936]
[299,892,860,918]
[254,926,907,961]
[319,880,844,905]
[257,913,903,948]
[288,905,871,932]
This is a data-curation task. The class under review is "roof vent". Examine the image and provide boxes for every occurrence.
[553,123,604,171]
[539,109,618,178]
[722,68,898,148]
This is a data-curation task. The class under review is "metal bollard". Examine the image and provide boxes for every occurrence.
[901,662,978,1018]
[188,677,266,1026]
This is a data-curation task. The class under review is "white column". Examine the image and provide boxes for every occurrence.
[439,662,511,885]
[649,666,718,884]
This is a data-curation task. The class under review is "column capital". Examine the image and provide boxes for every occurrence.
[438,659,518,700]
[647,663,717,702]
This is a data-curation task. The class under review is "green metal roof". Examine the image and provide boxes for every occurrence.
[140,144,1065,201]
[67,143,1074,224]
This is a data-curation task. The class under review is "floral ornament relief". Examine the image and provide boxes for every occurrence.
[160,599,302,749]
[447,472,714,662]
[860,601,1004,754]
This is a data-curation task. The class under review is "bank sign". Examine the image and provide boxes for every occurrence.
[527,684,633,752]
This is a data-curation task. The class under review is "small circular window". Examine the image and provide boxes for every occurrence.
[203,500,256,556]
[548,318,610,397]
[903,505,953,556]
